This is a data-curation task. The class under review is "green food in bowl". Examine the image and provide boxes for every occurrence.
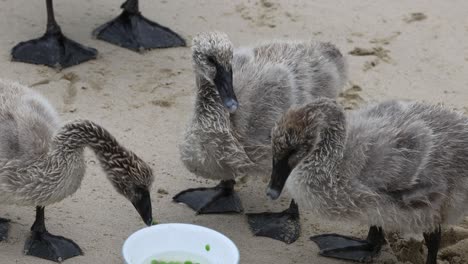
[205,244,210,252]
[145,249,209,264]
[150,260,199,264]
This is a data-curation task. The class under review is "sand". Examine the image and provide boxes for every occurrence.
[0,0,467,263]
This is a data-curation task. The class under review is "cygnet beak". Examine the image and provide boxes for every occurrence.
[132,189,153,226]
[213,64,238,113]
[267,157,292,200]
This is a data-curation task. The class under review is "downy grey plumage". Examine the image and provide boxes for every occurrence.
[0,79,154,223]
[270,98,468,234]
[180,31,347,182]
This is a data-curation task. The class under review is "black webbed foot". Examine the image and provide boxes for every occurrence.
[247,200,301,244]
[24,231,83,262]
[93,0,186,51]
[173,180,243,214]
[24,206,83,262]
[12,31,97,69]
[0,218,10,241]
[11,0,97,68]
[310,226,386,263]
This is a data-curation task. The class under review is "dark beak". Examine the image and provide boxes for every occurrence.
[267,157,292,200]
[132,189,153,226]
[214,65,238,113]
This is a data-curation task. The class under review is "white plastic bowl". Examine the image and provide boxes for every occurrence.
[122,223,240,264]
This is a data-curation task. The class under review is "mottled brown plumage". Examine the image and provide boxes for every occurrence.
[0,80,154,262]
[0,80,153,208]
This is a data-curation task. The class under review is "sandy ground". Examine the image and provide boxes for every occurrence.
[0,0,467,263]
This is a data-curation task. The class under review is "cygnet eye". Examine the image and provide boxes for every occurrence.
[207,56,216,64]
[287,149,299,167]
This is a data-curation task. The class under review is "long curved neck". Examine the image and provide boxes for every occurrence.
[288,106,353,216]
[299,108,347,187]
[182,69,254,173]
[51,120,129,171]
[3,120,129,206]
[47,121,130,199]
[194,74,228,127]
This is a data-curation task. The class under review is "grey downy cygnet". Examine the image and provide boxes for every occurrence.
[176,31,347,243]
[0,80,154,262]
[268,98,468,264]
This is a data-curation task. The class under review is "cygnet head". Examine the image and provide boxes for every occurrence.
[60,120,156,226]
[104,149,155,226]
[192,31,238,113]
[267,99,337,200]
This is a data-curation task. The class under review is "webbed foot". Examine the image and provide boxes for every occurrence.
[173,180,243,214]
[247,200,300,244]
[310,226,386,263]
[24,231,83,262]
[93,0,185,51]
[24,206,83,262]
[11,31,97,69]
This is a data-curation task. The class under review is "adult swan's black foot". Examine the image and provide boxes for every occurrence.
[310,226,386,263]
[0,218,10,241]
[173,180,243,214]
[246,200,301,244]
[11,0,97,69]
[24,207,83,262]
[93,0,186,51]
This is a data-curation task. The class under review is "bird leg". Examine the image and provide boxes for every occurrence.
[173,180,243,214]
[92,0,186,51]
[11,0,97,68]
[246,200,301,244]
[24,206,83,262]
[310,226,386,263]
[423,225,441,264]
[0,218,10,241]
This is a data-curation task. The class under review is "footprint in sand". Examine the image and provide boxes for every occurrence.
[338,84,365,110]
[30,72,82,113]
[61,72,79,105]
[151,99,174,108]
[403,12,427,24]
[235,0,282,28]
[349,46,392,72]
